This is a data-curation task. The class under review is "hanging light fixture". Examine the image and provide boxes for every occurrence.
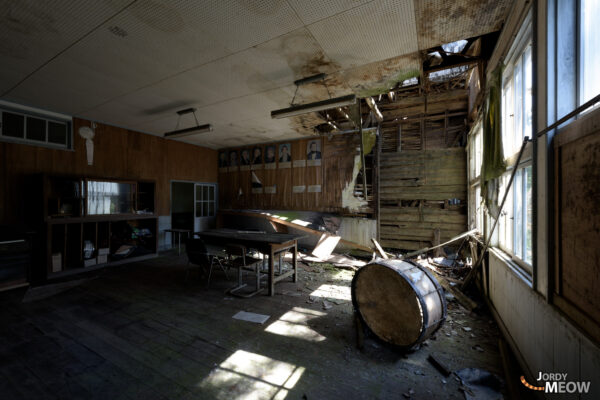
[164,108,212,138]
[270,73,356,119]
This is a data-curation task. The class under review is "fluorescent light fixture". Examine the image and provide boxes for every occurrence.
[271,94,356,119]
[164,124,212,138]
[163,107,212,138]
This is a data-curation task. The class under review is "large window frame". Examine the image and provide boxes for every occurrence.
[497,11,534,273]
[467,121,483,233]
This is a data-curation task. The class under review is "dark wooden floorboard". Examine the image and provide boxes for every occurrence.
[0,254,504,399]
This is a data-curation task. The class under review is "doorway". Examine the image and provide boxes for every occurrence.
[171,181,217,234]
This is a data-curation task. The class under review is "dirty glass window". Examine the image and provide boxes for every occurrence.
[580,0,600,107]
[498,11,533,272]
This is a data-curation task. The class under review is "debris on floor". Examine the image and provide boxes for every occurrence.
[455,368,504,400]
[232,311,270,324]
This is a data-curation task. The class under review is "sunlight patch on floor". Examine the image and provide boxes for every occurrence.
[198,349,305,400]
[309,284,352,301]
[265,307,327,342]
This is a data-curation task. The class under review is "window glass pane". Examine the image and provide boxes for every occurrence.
[514,59,523,151]
[513,169,523,258]
[208,186,215,201]
[525,166,533,264]
[195,202,202,218]
[87,181,134,215]
[202,202,208,217]
[48,121,67,145]
[2,112,24,138]
[203,186,208,201]
[208,202,215,217]
[502,79,514,157]
[581,0,600,104]
[523,45,533,139]
[26,116,46,142]
[195,185,203,201]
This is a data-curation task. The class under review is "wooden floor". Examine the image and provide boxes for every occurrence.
[0,254,504,399]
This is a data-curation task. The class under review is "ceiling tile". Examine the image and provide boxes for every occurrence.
[308,0,418,69]
[0,0,131,95]
[287,0,373,25]
[188,0,304,52]
[415,0,511,49]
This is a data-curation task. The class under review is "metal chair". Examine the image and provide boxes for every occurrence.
[186,238,228,287]
[226,244,264,297]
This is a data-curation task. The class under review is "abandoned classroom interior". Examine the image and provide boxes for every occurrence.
[0,0,599,398]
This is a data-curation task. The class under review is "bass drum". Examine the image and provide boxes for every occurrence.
[351,259,446,349]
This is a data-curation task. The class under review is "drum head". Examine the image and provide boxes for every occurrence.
[354,263,423,347]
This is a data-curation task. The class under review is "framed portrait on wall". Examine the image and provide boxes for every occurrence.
[251,146,263,170]
[278,143,291,169]
[264,145,276,169]
[228,150,238,172]
[240,148,251,170]
[306,139,322,166]
[218,151,228,172]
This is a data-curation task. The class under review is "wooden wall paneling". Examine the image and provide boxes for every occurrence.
[291,140,306,209]
[1,117,217,225]
[278,160,292,209]
[558,131,600,326]
[379,148,467,250]
[263,163,276,209]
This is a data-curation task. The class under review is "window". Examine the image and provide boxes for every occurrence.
[468,122,483,232]
[0,107,71,149]
[195,184,216,217]
[580,0,600,106]
[498,12,533,270]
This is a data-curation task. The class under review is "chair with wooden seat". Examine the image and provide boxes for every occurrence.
[186,238,229,287]
[226,244,264,297]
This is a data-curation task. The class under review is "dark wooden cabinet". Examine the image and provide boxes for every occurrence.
[39,175,158,280]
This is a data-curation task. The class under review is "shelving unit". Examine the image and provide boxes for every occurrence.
[40,175,158,280]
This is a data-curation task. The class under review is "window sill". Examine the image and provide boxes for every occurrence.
[489,247,533,288]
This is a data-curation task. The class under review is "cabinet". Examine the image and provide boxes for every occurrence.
[40,175,158,280]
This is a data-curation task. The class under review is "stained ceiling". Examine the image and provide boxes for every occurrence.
[0,0,510,149]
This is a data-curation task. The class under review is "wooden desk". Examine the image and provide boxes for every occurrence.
[196,229,304,296]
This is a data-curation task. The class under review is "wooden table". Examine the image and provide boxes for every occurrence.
[195,229,304,296]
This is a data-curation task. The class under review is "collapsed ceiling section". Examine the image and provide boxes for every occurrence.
[0,0,511,149]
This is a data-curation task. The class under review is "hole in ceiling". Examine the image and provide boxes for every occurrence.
[428,65,470,82]
[401,77,419,87]
[441,39,468,54]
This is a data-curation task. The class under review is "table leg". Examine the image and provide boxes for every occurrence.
[178,233,181,256]
[293,242,298,283]
[268,249,275,296]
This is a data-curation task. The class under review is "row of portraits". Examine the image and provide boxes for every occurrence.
[218,140,322,167]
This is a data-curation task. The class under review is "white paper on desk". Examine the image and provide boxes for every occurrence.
[232,311,270,325]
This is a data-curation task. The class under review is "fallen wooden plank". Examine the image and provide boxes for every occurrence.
[428,353,452,377]
[431,270,478,311]
[219,210,374,253]
[312,234,341,259]
[400,229,477,259]
[371,238,389,259]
